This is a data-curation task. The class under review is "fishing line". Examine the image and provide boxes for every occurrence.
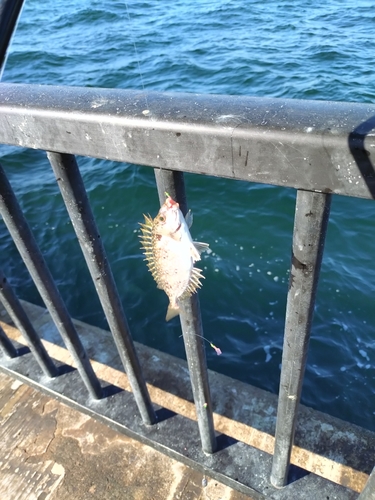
[179,334,222,356]
[124,1,149,110]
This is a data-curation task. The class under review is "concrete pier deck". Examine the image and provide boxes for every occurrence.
[0,371,249,500]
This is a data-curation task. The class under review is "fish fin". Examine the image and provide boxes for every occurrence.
[139,214,153,229]
[190,241,209,261]
[181,267,205,298]
[190,242,201,261]
[166,304,180,321]
[185,210,193,228]
[194,241,209,254]
[139,215,163,287]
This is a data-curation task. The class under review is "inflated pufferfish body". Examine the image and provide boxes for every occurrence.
[140,195,209,321]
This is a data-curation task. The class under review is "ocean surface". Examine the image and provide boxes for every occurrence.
[1,0,375,430]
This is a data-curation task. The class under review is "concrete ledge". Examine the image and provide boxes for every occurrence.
[0,372,251,500]
[0,301,372,497]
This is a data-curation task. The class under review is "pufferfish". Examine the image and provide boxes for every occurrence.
[139,194,209,321]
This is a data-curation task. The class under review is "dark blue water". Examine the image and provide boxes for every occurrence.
[1,0,375,430]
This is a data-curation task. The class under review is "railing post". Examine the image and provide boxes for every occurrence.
[154,169,217,453]
[47,152,156,425]
[0,268,57,377]
[358,465,375,499]
[0,0,25,75]
[0,162,102,399]
[270,189,331,487]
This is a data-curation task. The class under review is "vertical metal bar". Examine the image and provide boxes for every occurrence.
[0,0,25,75]
[154,168,217,453]
[0,323,17,358]
[0,268,57,377]
[270,190,331,488]
[358,465,375,499]
[47,152,156,425]
[0,162,102,399]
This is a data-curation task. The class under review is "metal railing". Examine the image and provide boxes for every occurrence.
[0,82,374,499]
[1,1,375,498]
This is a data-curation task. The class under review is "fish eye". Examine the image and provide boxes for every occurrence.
[158,215,166,222]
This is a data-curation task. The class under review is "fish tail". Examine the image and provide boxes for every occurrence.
[166,303,180,321]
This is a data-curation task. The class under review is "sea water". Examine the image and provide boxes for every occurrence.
[1,0,375,430]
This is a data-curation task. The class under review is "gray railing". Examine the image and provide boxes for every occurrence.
[1,82,374,499]
[1,0,375,498]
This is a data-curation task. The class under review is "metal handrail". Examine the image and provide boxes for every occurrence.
[1,83,375,497]
[0,83,374,199]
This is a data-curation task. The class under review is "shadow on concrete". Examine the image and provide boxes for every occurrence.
[216,433,238,452]
[56,363,76,376]
[101,382,125,398]
[15,345,30,356]
[155,407,177,423]
[288,463,310,484]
